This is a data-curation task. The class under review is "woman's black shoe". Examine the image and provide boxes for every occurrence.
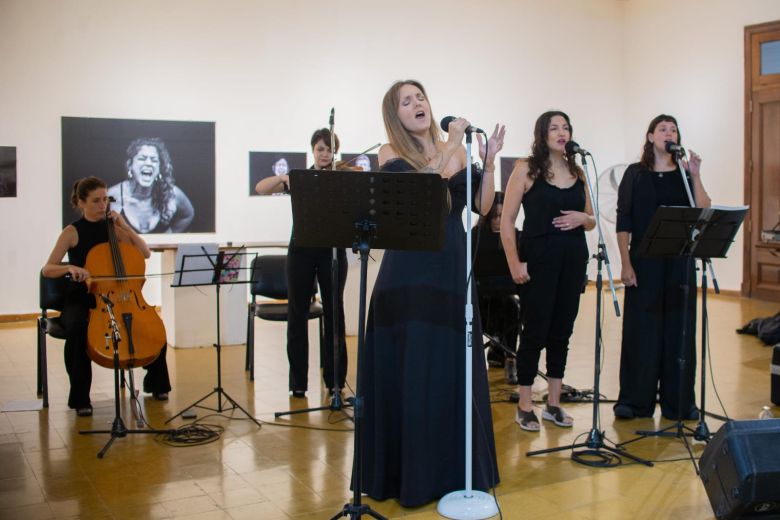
[613,404,635,419]
[291,390,306,398]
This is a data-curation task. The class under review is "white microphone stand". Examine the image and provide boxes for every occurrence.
[438,132,498,520]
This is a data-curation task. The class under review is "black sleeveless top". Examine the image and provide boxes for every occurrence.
[66,217,109,303]
[522,176,586,238]
[68,218,109,267]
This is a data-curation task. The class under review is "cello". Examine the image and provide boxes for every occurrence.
[84,207,166,369]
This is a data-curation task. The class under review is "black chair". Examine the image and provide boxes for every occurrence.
[245,255,324,381]
[37,271,70,408]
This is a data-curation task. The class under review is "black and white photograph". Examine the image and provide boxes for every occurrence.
[0,146,17,198]
[340,152,378,171]
[61,117,215,233]
[248,151,306,196]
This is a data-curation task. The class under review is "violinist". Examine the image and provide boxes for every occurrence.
[43,176,171,416]
[255,128,348,398]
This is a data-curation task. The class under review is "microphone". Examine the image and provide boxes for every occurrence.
[564,140,590,156]
[440,116,484,134]
[664,141,686,156]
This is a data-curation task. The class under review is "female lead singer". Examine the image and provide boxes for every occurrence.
[359,79,505,507]
[613,114,711,420]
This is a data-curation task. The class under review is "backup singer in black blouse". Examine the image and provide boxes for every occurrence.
[613,114,711,420]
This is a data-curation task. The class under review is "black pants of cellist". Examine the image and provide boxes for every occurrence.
[286,246,348,393]
[60,296,171,410]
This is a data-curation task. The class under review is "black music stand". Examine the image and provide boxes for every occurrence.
[80,295,173,458]
[287,168,447,520]
[621,205,746,473]
[165,246,261,428]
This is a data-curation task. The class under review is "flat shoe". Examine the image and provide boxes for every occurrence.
[515,408,540,432]
[76,406,93,417]
[542,405,573,427]
[153,392,169,401]
[613,404,635,419]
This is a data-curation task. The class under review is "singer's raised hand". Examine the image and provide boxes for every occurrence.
[684,150,702,178]
[477,124,506,169]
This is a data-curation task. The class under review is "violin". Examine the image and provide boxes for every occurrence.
[84,208,166,369]
[334,160,364,171]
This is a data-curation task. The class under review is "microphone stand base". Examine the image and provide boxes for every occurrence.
[437,490,499,520]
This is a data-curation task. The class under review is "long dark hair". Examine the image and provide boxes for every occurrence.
[125,137,176,226]
[527,111,582,181]
[477,191,503,231]
[640,114,681,170]
[70,176,106,208]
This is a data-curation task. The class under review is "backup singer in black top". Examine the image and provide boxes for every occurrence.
[42,176,171,416]
[501,111,595,432]
[254,128,348,397]
[613,114,711,420]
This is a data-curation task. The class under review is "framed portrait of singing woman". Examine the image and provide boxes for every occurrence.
[61,117,215,233]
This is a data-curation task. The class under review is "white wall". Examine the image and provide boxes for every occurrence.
[2,0,778,314]
[622,0,780,291]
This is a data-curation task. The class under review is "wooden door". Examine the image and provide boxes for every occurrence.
[744,22,780,301]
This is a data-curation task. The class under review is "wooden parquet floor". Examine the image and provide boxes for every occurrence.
[0,288,777,519]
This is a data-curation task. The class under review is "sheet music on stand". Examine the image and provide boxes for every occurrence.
[172,243,254,287]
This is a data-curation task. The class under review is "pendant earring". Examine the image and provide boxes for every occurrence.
[127,170,133,179]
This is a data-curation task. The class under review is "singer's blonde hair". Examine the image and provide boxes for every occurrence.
[381,80,442,170]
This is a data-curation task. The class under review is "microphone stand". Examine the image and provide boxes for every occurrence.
[438,131,499,519]
[674,151,725,440]
[527,151,652,467]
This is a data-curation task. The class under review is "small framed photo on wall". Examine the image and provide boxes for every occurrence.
[0,146,17,198]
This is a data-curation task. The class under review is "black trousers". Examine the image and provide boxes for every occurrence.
[60,295,170,409]
[616,253,697,419]
[516,235,588,386]
[479,294,520,362]
[286,246,348,392]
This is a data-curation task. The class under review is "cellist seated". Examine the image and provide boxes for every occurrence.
[42,176,171,417]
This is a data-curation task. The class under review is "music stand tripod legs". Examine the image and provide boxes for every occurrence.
[166,255,261,428]
[80,296,172,459]
[275,249,354,421]
[330,223,386,520]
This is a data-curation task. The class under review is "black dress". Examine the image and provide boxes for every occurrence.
[360,159,499,508]
[615,163,697,419]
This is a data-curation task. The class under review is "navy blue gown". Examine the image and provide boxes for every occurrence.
[359,159,499,507]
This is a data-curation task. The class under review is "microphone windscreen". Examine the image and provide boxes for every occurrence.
[564,140,579,156]
[440,116,456,132]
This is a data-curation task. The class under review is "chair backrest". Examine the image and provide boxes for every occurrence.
[250,255,289,300]
[39,271,69,312]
